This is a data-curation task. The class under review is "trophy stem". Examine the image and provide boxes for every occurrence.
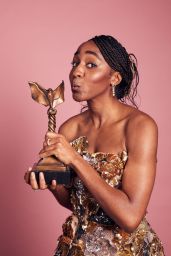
[47,107,57,132]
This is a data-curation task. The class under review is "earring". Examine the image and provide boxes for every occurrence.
[111,84,116,97]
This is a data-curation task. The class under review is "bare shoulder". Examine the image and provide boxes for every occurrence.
[58,111,88,141]
[125,107,158,154]
[127,107,158,130]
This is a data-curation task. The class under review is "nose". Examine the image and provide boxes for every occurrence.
[72,64,84,78]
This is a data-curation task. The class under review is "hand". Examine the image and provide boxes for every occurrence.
[24,167,57,190]
[39,132,78,165]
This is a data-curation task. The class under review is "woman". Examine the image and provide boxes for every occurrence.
[26,35,165,255]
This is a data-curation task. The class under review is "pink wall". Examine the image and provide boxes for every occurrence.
[0,0,170,255]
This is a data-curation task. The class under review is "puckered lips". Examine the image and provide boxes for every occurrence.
[71,80,82,93]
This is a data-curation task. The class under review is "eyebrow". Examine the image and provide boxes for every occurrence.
[74,50,102,60]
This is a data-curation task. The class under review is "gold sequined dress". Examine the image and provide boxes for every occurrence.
[54,136,165,256]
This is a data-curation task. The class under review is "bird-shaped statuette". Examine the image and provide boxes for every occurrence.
[28,81,64,132]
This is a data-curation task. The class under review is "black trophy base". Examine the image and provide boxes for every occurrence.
[33,169,74,185]
[30,157,75,185]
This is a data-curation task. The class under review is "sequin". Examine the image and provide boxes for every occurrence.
[54,136,165,256]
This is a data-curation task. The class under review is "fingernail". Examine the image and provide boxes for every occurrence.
[39,172,43,178]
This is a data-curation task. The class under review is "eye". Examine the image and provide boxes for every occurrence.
[86,63,97,68]
[71,61,79,67]
[71,61,97,68]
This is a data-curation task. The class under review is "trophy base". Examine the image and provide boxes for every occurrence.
[30,156,75,185]
[32,169,74,185]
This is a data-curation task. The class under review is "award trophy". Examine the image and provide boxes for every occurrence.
[28,81,74,185]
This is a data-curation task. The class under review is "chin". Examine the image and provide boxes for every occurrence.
[72,94,86,102]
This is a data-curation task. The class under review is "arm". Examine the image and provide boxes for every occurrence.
[48,184,72,211]
[40,114,158,233]
[69,114,158,232]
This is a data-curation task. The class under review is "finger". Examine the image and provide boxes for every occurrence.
[45,132,63,140]
[42,140,57,154]
[39,144,55,154]
[39,172,48,190]
[24,167,33,183]
[43,140,54,149]
[49,179,57,190]
[24,172,30,184]
[45,132,57,140]
[30,172,39,190]
[39,150,55,159]
[47,138,51,146]
[45,136,57,146]
[39,146,58,158]
[47,138,60,146]
[24,172,29,183]
[46,138,57,146]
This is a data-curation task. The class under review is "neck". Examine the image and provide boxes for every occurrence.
[87,96,123,129]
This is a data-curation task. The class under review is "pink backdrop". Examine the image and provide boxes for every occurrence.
[0,0,170,255]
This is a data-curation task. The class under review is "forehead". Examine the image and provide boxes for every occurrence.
[74,40,104,60]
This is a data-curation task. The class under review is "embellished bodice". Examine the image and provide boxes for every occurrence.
[70,136,128,227]
[71,136,128,187]
[55,136,165,256]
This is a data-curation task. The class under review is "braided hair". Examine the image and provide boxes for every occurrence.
[90,35,139,108]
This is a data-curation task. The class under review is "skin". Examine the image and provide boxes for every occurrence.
[25,40,158,233]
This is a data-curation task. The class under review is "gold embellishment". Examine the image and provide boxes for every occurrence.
[54,136,165,256]
[71,135,128,161]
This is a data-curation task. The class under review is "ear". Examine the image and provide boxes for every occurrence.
[110,71,122,85]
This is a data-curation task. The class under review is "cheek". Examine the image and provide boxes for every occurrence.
[88,68,111,84]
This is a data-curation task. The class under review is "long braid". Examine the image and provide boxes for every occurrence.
[91,35,139,108]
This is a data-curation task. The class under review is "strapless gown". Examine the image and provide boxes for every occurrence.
[54,136,165,256]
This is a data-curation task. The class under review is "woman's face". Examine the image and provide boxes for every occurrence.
[69,40,114,102]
